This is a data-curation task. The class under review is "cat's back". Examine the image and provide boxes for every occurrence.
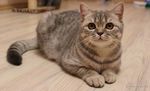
[56,10,80,24]
[37,10,80,59]
[37,10,80,35]
[53,10,81,52]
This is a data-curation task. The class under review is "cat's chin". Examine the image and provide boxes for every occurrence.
[92,36,109,42]
[93,38,105,41]
[93,38,108,42]
[100,35,109,41]
[99,38,109,42]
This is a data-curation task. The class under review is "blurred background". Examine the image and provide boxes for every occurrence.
[0,0,150,91]
[0,0,148,12]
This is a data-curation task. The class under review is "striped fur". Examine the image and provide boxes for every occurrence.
[7,3,124,88]
[7,38,38,65]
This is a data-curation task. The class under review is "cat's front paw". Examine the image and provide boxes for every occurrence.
[102,70,117,84]
[83,75,105,88]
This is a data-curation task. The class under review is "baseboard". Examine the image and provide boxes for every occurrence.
[0,3,27,10]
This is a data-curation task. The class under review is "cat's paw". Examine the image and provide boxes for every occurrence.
[83,75,105,88]
[102,71,116,84]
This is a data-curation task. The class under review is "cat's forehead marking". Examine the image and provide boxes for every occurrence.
[93,11,108,27]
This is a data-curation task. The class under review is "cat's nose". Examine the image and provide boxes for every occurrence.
[97,32,104,36]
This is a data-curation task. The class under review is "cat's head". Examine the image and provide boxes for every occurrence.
[79,3,124,47]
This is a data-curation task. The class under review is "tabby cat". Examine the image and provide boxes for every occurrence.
[7,3,124,88]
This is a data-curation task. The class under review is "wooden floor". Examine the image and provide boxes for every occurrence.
[0,1,150,91]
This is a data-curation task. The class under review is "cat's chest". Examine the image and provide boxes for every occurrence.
[76,45,120,72]
[80,55,119,73]
[78,54,110,73]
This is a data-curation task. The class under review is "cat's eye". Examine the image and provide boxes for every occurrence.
[105,22,114,30]
[88,23,96,30]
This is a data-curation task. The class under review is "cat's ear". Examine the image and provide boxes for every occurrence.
[80,3,91,18]
[111,2,124,20]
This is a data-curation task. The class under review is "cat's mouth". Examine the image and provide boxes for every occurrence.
[100,34,109,40]
[93,33,110,41]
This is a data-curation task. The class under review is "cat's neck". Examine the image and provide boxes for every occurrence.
[76,39,121,58]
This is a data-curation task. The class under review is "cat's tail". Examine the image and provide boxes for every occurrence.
[7,38,38,66]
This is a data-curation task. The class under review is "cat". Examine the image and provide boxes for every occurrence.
[7,3,124,88]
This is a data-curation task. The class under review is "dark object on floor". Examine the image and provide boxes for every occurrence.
[48,0,62,9]
[145,0,150,8]
[38,0,61,9]
[145,3,150,8]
